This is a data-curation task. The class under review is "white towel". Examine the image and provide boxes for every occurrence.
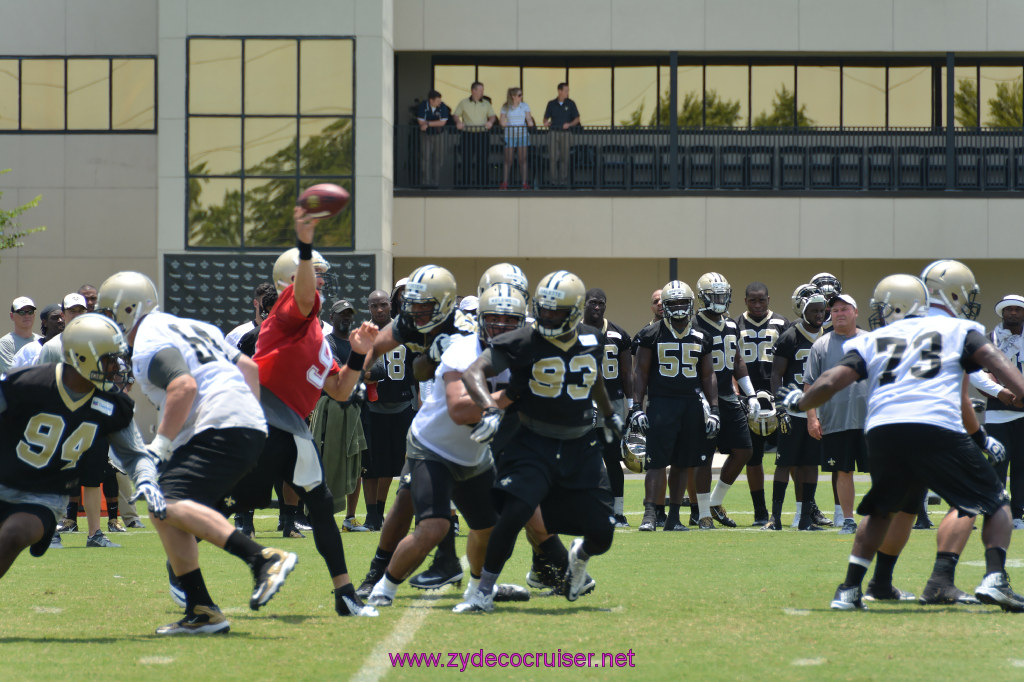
[291,435,324,491]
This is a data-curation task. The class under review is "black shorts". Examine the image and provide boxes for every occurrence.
[407,446,496,530]
[494,427,610,511]
[775,416,821,468]
[646,396,707,469]
[0,499,57,558]
[748,430,778,467]
[821,429,868,473]
[857,423,1009,518]
[159,428,266,507]
[365,407,414,478]
[222,427,323,512]
[79,436,109,487]
[702,400,751,457]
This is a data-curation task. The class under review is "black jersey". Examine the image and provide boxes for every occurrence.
[598,319,632,401]
[694,312,740,399]
[736,309,789,392]
[772,322,822,387]
[391,309,476,354]
[491,324,603,428]
[635,319,712,399]
[0,365,134,494]
[374,344,417,403]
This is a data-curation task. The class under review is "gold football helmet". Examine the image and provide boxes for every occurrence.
[621,424,648,473]
[477,263,529,300]
[271,247,334,295]
[62,313,131,391]
[661,280,695,322]
[96,271,159,334]
[747,390,778,437]
[920,259,980,320]
[402,265,458,333]
[477,283,528,340]
[533,271,586,337]
[696,272,732,314]
[869,274,929,329]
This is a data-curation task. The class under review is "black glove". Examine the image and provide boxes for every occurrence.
[627,406,649,433]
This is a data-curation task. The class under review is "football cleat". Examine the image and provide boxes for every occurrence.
[86,531,120,548]
[918,580,981,605]
[564,539,591,602]
[366,587,394,608]
[613,514,630,528]
[830,584,867,611]
[342,517,369,532]
[913,518,934,530]
[335,588,379,617]
[974,571,1024,612]
[409,553,463,590]
[49,532,63,549]
[656,510,667,528]
[453,588,495,614]
[710,505,736,528]
[662,518,689,532]
[156,605,230,635]
[697,517,715,530]
[282,526,306,539]
[56,518,78,534]
[494,584,530,602]
[125,519,146,529]
[167,560,186,608]
[838,519,858,535]
[293,511,312,531]
[356,566,384,599]
[810,504,833,527]
[250,548,298,611]
[751,516,769,527]
[761,516,782,531]
[864,580,916,602]
[107,519,127,533]
[688,510,699,527]
[1013,519,1024,531]
[798,523,826,531]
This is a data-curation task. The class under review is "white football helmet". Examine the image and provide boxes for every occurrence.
[661,280,695,323]
[920,259,981,320]
[747,390,778,437]
[791,283,824,319]
[810,272,842,300]
[696,272,732,314]
[868,274,929,330]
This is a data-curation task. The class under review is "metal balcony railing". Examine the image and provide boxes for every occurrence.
[394,126,1024,192]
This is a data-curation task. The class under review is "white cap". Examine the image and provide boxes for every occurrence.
[11,296,34,311]
[830,293,858,309]
[459,295,479,312]
[995,294,1024,316]
[62,293,88,310]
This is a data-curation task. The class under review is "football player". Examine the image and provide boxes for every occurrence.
[0,314,164,581]
[631,281,718,531]
[223,208,380,618]
[97,271,303,633]
[693,273,760,528]
[457,271,623,612]
[780,269,1024,612]
[356,266,476,597]
[764,284,827,531]
[366,283,530,608]
[736,282,789,525]
[225,282,277,349]
[583,288,634,527]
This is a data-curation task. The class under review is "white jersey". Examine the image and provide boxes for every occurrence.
[843,313,984,434]
[410,333,508,467]
[224,320,256,349]
[132,311,267,449]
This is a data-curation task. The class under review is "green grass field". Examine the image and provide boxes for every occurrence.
[5,477,1024,681]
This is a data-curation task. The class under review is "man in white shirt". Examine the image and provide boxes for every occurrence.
[0,297,41,374]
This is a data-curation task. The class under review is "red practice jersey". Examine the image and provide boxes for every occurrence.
[253,285,339,417]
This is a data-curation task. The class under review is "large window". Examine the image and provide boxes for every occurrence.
[0,56,155,131]
[186,37,354,250]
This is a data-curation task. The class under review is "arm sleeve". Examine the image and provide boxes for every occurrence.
[837,350,869,379]
[147,346,192,390]
[960,329,989,373]
[107,422,159,485]
[969,369,1005,397]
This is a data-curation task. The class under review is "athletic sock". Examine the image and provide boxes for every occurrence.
[710,481,731,507]
[750,489,767,518]
[178,568,215,609]
[834,504,844,524]
[930,551,959,584]
[656,504,665,518]
[771,481,787,520]
[224,529,265,570]
[613,497,624,515]
[371,547,395,573]
[696,493,711,521]
[872,550,899,589]
[538,536,568,571]
[844,555,871,589]
[478,569,500,597]
[107,500,119,520]
[65,500,79,519]
[799,482,818,528]
[667,503,681,525]
[379,571,403,596]
[466,575,481,595]
[376,501,385,518]
[985,546,1007,575]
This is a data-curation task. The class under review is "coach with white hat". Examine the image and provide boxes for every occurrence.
[0,296,40,374]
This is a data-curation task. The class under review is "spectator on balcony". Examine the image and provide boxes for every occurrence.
[543,83,581,187]
[499,88,534,190]
[416,90,450,187]
[453,82,496,187]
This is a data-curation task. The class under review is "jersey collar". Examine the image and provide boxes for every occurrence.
[697,311,726,331]
[56,364,95,412]
[741,310,774,327]
[661,318,692,339]
[795,322,823,343]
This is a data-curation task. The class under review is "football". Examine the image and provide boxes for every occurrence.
[297,183,350,219]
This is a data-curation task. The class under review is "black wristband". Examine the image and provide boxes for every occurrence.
[346,351,366,372]
[710,405,720,415]
[296,239,313,261]
[971,426,987,449]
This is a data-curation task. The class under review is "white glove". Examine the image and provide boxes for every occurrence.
[628,407,649,433]
[147,434,174,463]
[428,333,453,364]
[776,383,806,417]
[470,407,503,444]
[131,481,167,520]
[705,409,721,440]
[985,436,1007,464]
[746,396,760,420]
[603,413,625,443]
